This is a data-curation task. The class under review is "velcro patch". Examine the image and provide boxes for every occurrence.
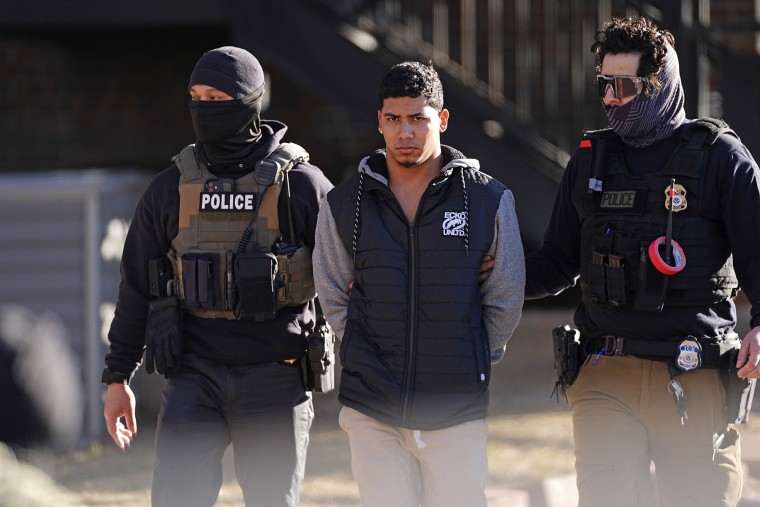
[199,192,258,212]
[593,188,647,215]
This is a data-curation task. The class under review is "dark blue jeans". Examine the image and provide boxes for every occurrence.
[151,355,313,507]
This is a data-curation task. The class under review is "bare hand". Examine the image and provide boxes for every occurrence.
[479,255,495,283]
[103,383,137,449]
[736,326,760,378]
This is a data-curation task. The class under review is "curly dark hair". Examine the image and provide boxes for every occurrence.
[378,60,444,111]
[590,17,675,95]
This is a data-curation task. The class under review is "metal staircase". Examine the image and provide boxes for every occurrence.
[229,0,677,249]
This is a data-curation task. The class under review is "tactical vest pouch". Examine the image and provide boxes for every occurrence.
[181,253,219,309]
[277,245,316,308]
[606,231,638,306]
[234,251,278,321]
[589,251,607,304]
[720,347,757,424]
[587,224,614,305]
[633,246,668,312]
[149,258,174,298]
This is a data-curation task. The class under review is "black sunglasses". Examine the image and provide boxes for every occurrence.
[596,75,644,99]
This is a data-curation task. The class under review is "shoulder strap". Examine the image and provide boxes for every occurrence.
[671,118,738,179]
[254,142,309,186]
[666,118,739,214]
[577,128,616,196]
[251,142,311,250]
[172,144,204,183]
[683,117,739,149]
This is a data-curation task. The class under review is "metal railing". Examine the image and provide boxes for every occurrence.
[318,0,672,163]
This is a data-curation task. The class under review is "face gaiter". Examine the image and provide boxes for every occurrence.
[188,87,264,144]
[605,43,686,148]
[187,46,266,168]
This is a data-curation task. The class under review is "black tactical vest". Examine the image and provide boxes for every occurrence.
[575,119,739,312]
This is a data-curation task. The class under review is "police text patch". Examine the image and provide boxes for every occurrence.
[592,188,647,215]
[200,192,257,212]
[600,190,636,208]
[442,211,468,237]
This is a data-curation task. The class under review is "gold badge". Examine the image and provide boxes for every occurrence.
[664,183,687,212]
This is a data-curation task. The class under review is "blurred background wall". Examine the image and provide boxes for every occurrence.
[1,0,757,446]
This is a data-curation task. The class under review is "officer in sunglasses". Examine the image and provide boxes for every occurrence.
[525,16,760,507]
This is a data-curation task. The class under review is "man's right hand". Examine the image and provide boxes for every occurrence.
[103,383,137,449]
[479,255,495,283]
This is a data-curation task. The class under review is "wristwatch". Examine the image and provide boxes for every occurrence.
[101,368,133,386]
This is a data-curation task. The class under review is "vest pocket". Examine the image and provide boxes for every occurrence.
[633,244,669,312]
[180,252,219,309]
[233,251,279,321]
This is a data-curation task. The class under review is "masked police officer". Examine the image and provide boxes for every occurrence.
[526,17,760,507]
[102,46,333,507]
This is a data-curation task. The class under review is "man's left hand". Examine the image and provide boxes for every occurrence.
[737,326,760,378]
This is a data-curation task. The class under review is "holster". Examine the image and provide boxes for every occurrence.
[552,325,582,400]
[303,315,336,393]
[720,347,757,424]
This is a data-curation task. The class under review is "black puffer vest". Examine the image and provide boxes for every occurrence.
[575,119,739,312]
[327,147,506,430]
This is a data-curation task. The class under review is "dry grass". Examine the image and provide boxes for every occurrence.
[37,308,760,505]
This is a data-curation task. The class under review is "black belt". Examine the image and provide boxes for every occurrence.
[583,333,740,368]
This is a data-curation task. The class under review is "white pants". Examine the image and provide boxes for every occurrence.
[338,405,489,507]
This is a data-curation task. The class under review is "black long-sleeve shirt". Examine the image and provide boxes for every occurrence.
[526,124,760,340]
[105,121,334,374]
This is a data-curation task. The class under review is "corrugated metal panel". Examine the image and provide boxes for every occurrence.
[0,169,152,446]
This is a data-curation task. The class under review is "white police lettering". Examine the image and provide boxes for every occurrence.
[442,211,467,237]
[199,192,256,212]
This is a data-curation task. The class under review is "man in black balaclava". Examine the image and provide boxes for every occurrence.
[524,17,760,507]
[102,46,334,507]
[187,46,265,166]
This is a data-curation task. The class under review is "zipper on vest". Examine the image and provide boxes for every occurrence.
[400,221,418,424]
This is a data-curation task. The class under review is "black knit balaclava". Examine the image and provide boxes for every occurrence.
[605,43,686,148]
[188,46,266,167]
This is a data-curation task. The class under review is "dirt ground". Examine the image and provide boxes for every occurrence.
[33,308,760,505]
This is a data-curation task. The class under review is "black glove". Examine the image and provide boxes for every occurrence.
[144,296,183,378]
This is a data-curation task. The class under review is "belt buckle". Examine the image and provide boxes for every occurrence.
[603,335,625,356]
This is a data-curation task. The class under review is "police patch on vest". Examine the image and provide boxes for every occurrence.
[600,190,636,208]
[593,188,647,215]
[664,183,687,212]
[675,337,702,371]
[199,192,258,212]
[442,211,467,237]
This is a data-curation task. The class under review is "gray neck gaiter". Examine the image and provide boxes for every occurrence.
[605,43,686,148]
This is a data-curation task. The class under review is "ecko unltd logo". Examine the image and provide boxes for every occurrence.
[442,211,468,236]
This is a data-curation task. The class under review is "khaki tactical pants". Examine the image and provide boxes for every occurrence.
[566,354,742,507]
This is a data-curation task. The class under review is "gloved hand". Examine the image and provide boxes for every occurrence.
[144,295,183,378]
